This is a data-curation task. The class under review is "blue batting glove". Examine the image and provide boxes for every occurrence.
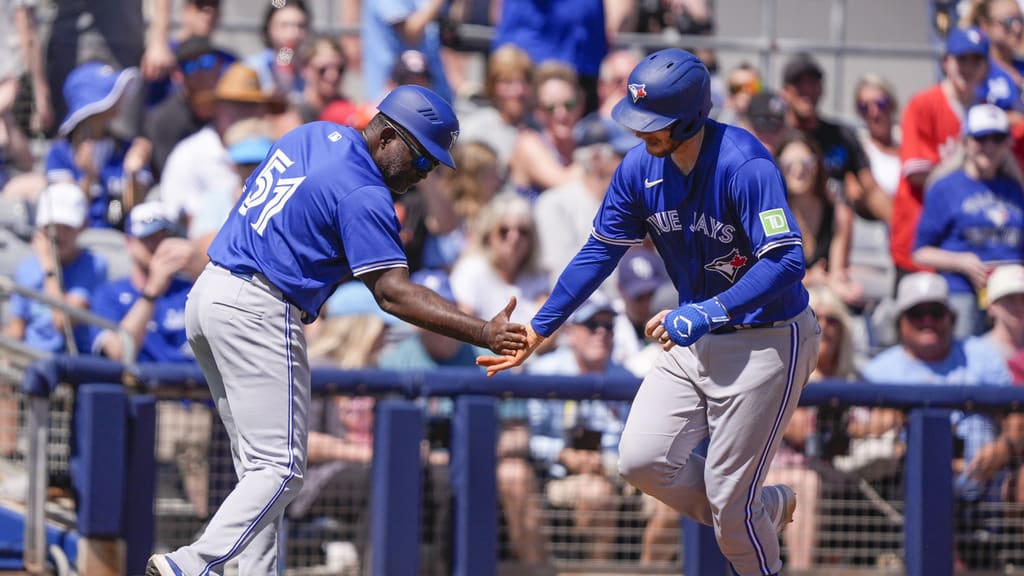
[664,297,731,347]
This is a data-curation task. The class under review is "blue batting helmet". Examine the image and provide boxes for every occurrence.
[377,85,460,169]
[611,48,712,142]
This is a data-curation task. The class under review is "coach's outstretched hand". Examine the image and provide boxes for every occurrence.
[481,297,530,356]
[477,323,546,377]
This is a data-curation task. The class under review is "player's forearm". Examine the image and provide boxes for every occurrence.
[398,0,446,45]
[716,244,804,317]
[532,237,628,337]
[381,281,489,347]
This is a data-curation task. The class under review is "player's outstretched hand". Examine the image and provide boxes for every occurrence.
[480,297,529,356]
[477,323,546,377]
[664,298,730,347]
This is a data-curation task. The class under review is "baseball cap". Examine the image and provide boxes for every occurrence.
[392,50,431,86]
[782,52,823,86]
[618,248,669,300]
[228,136,273,165]
[746,90,787,131]
[568,294,616,325]
[987,264,1024,304]
[895,272,950,316]
[59,62,140,137]
[964,103,1009,138]
[34,183,88,229]
[127,202,182,238]
[214,63,286,113]
[946,26,989,57]
[175,36,236,70]
[574,113,641,155]
[411,269,456,304]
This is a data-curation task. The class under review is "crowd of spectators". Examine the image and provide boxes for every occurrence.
[2,0,1024,571]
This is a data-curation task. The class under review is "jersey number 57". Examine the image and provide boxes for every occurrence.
[238,149,307,235]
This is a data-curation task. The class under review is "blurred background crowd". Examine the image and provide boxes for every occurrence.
[1,0,1024,572]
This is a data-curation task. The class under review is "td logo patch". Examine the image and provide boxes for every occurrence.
[759,208,790,236]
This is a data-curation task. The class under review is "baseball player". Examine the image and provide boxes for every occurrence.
[147,85,527,576]
[479,49,822,575]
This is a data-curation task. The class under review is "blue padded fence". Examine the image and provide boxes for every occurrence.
[17,355,1024,575]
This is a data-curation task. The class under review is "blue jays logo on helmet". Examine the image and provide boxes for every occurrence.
[628,83,648,103]
[612,48,712,142]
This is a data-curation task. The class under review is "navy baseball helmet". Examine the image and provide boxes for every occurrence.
[377,84,460,169]
[611,48,712,142]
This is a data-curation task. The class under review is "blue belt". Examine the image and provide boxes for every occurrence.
[711,320,784,335]
[230,270,254,282]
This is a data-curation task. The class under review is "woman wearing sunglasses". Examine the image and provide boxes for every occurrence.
[913,103,1024,338]
[851,74,901,304]
[775,133,862,307]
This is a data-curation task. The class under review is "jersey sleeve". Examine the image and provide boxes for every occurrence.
[374,0,417,24]
[912,178,953,250]
[45,141,77,182]
[729,157,803,258]
[900,94,940,177]
[338,186,409,277]
[87,282,122,354]
[590,160,646,247]
[9,258,40,320]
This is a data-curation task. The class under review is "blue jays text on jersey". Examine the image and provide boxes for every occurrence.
[208,122,408,322]
[593,118,808,325]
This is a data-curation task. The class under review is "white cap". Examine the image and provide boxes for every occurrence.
[965,103,1010,138]
[987,264,1024,304]
[896,272,950,315]
[35,183,87,229]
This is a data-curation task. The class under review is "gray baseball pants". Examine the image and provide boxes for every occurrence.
[618,306,820,576]
[171,263,310,575]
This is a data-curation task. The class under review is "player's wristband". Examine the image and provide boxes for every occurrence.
[43,270,57,278]
[140,291,159,303]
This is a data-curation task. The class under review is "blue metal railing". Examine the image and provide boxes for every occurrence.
[19,355,1024,576]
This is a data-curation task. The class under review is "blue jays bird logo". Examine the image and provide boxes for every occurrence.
[628,83,648,103]
[704,248,749,282]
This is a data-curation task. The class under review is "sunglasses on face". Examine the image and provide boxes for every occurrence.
[541,99,578,114]
[496,224,531,240]
[313,64,345,77]
[781,157,816,173]
[728,79,761,96]
[856,96,892,116]
[579,319,615,333]
[383,118,438,173]
[904,303,949,321]
[1000,15,1024,30]
[972,132,1009,145]
[181,52,232,75]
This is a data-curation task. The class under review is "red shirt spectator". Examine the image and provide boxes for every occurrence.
[891,26,990,273]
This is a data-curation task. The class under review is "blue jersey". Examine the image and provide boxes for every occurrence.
[979,58,1024,113]
[536,120,807,333]
[11,251,108,353]
[89,277,193,363]
[208,122,408,321]
[914,169,1024,294]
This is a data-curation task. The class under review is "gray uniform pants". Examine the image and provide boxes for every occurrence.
[172,263,310,575]
[618,307,820,576]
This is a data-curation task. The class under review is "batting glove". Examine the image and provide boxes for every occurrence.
[664,297,730,347]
